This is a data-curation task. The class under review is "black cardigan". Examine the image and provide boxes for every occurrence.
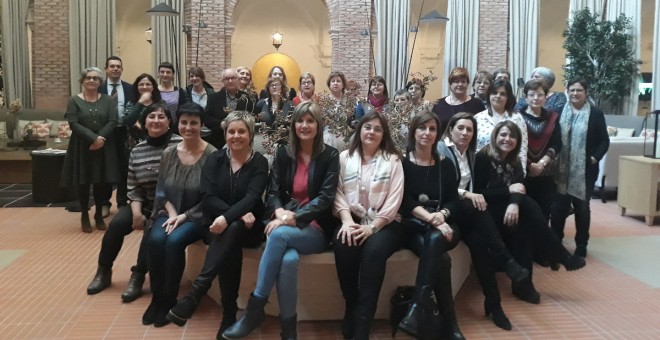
[265,145,340,239]
[400,156,459,223]
[473,150,525,205]
[200,149,269,227]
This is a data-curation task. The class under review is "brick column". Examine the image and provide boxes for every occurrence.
[186,0,227,89]
[477,0,509,72]
[32,0,70,110]
[328,0,373,96]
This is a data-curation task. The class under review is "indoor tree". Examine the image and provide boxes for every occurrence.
[563,8,641,112]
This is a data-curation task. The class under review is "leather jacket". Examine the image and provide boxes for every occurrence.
[265,145,340,238]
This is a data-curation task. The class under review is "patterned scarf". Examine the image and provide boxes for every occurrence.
[557,103,590,200]
[343,150,394,224]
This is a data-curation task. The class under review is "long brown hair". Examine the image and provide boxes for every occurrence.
[349,111,400,159]
[441,112,478,154]
[483,120,522,166]
[288,101,325,158]
[406,111,440,157]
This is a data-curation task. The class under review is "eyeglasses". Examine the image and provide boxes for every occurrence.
[223,76,238,81]
[301,81,314,86]
[362,124,383,134]
[269,83,282,88]
[526,92,545,99]
[84,76,100,82]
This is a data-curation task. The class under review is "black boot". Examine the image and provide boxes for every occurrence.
[353,315,372,340]
[398,285,435,338]
[81,211,92,233]
[341,303,355,339]
[512,278,540,304]
[279,314,297,340]
[435,273,465,340]
[154,296,176,327]
[167,294,200,326]
[121,271,145,303]
[484,299,512,330]
[221,293,267,339]
[217,315,237,340]
[561,252,586,270]
[87,265,111,294]
[94,209,106,230]
[143,298,160,325]
[574,245,587,257]
[504,259,529,283]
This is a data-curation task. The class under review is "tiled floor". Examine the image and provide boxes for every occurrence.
[1,199,660,339]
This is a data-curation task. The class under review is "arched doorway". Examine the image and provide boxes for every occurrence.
[230,0,331,92]
[251,53,301,93]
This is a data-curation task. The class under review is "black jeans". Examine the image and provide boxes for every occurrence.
[551,193,591,249]
[98,205,149,273]
[333,221,404,339]
[402,218,460,312]
[185,220,264,315]
[525,175,556,220]
[78,183,111,211]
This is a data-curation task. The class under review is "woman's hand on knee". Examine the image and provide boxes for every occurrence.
[210,215,229,234]
[338,222,359,246]
[465,192,488,211]
[240,212,255,229]
[264,219,284,236]
[165,214,186,234]
[504,203,519,227]
[434,222,454,242]
[350,224,373,245]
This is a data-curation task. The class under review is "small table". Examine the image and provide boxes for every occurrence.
[30,150,76,203]
[618,155,660,226]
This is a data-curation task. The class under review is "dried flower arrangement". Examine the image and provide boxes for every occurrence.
[259,107,293,155]
[382,102,414,153]
[316,91,357,146]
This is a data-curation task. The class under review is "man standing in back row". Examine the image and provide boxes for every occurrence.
[98,56,134,216]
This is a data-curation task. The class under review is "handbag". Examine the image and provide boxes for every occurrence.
[390,285,415,337]
[390,285,444,339]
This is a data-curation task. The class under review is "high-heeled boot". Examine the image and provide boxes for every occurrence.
[504,259,529,283]
[222,293,267,339]
[94,208,106,230]
[86,265,111,294]
[81,211,92,233]
[398,285,436,338]
[435,274,465,340]
[512,277,541,304]
[484,298,511,330]
[279,314,297,340]
[167,290,203,326]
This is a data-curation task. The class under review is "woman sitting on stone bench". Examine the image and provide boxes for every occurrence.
[166,111,269,337]
[222,102,340,340]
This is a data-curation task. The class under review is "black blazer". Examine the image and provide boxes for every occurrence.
[98,80,134,108]
[204,88,255,149]
[266,145,340,239]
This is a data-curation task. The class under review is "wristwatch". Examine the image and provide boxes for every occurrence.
[440,208,451,219]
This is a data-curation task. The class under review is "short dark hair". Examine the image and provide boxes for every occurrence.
[349,111,400,159]
[566,77,589,92]
[405,78,426,98]
[139,103,172,130]
[158,61,176,74]
[131,73,161,104]
[105,56,122,69]
[442,112,477,154]
[368,76,389,99]
[188,66,205,81]
[448,67,470,85]
[326,71,347,92]
[176,102,205,124]
[524,79,548,95]
[487,79,516,113]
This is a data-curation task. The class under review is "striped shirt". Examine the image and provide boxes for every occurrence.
[126,135,183,214]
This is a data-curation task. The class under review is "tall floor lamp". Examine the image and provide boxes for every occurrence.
[405,4,449,83]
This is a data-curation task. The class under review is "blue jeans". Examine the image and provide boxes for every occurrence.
[253,224,328,319]
[148,215,204,306]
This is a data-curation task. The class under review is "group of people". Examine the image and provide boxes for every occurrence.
[61,55,609,340]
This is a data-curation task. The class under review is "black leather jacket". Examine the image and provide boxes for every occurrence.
[266,145,340,239]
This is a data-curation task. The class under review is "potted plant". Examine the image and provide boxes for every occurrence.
[563,8,642,113]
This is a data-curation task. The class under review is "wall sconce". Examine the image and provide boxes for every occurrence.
[272,31,283,51]
[360,29,369,37]
[145,27,153,44]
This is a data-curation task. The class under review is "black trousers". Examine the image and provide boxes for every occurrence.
[402,219,460,313]
[97,205,149,273]
[186,220,264,315]
[78,183,111,211]
[333,221,404,339]
[525,175,556,220]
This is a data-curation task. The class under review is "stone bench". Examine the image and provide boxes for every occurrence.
[183,240,472,321]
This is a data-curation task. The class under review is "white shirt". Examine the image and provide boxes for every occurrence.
[443,137,472,195]
[107,81,126,125]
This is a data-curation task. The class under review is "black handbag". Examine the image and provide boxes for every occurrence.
[390,285,444,339]
[390,285,415,337]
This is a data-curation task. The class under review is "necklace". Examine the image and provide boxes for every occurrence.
[83,92,99,116]
[411,151,432,185]
[448,95,466,117]
[227,148,254,201]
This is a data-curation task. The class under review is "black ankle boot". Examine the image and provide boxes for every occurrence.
[121,271,145,303]
[87,265,111,294]
[143,299,160,325]
[221,293,267,339]
[341,306,355,339]
[353,315,372,340]
[484,300,511,330]
[217,316,237,340]
[167,294,200,326]
[398,286,437,338]
[279,314,297,340]
[561,250,586,270]
[504,259,529,283]
[512,279,540,304]
[574,245,587,257]
[154,296,176,327]
[94,209,106,230]
[81,212,92,233]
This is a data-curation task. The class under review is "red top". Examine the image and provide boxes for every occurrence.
[292,157,321,229]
